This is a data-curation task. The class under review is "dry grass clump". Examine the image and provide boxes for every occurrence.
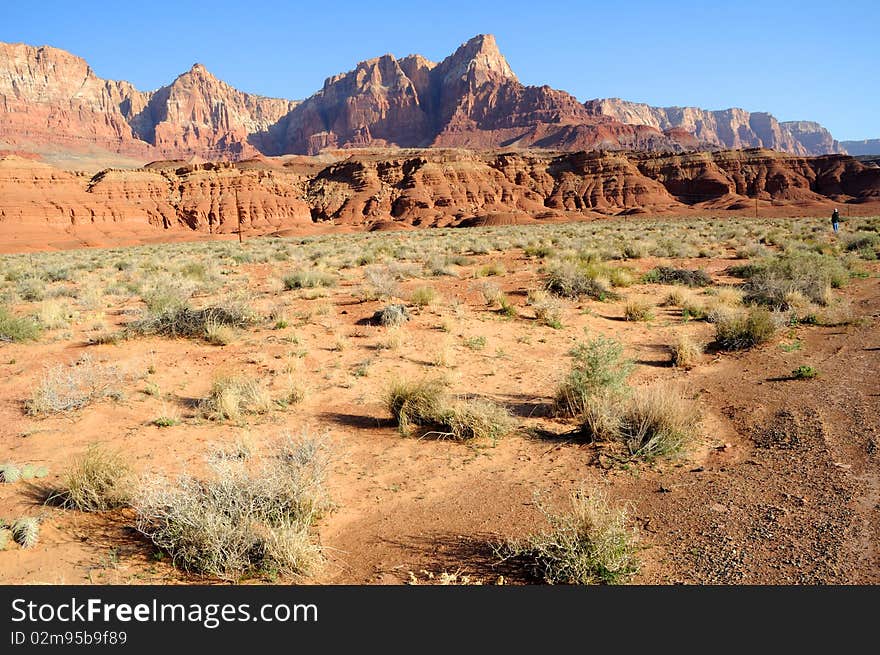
[25,355,126,416]
[623,299,654,321]
[669,335,702,369]
[282,270,337,290]
[576,385,699,461]
[135,433,330,579]
[497,489,638,585]
[410,285,440,307]
[199,375,275,421]
[614,387,701,460]
[554,337,633,417]
[49,445,134,511]
[527,289,564,328]
[384,378,514,441]
[36,300,75,329]
[714,307,777,350]
[0,306,42,342]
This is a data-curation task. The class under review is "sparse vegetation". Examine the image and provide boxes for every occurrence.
[199,375,275,422]
[25,355,126,416]
[791,365,819,379]
[0,306,42,342]
[554,337,633,417]
[498,489,638,584]
[670,335,702,369]
[714,307,777,350]
[623,299,653,321]
[643,267,712,287]
[50,445,133,511]
[134,433,330,579]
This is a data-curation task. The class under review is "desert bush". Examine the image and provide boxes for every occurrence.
[545,261,616,301]
[362,265,402,299]
[714,307,777,350]
[0,527,10,550]
[410,286,439,307]
[372,304,411,327]
[615,387,700,460]
[432,398,515,442]
[527,289,563,328]
[643,267,712,287]
[623,299,653,321]
[0,306,42,342]
[130,302,255,341]
[473,280,503,306]
[384,378,447,436]
[50,445,133,511]
[199,376,275,422]
[670,335,702,369]
[743,252,847,308]
[384,379,513,441]
[554,337,633,417]
[476,262,506,277]
[36,300,75,329]
[11,517,40,549]
[497,489,638,585]
[25,355,125,416]
[204,319,236,346]
[135,433,330,579]
[282,270,337,290]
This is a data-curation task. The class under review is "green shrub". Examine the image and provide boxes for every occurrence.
[497,489,638,585]
[283,271,337,290]
[554,338,633,417]
[0,307,42,342]
[791,365,819,379]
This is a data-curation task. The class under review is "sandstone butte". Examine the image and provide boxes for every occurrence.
[1,34,878,251]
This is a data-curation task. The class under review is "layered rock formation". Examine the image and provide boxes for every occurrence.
[0,35,847,165]
[0,42,295,163]
[588,99,844,155]
[2,148,878,249]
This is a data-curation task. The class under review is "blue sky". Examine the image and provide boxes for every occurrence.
[2,0,877,140]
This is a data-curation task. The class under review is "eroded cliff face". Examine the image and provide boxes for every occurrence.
[2,148,878,249]
[6,35,842,165]
[0,43,295,162]
[589,99,844,156]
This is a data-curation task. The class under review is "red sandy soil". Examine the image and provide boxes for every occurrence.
[0,238,877,585]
